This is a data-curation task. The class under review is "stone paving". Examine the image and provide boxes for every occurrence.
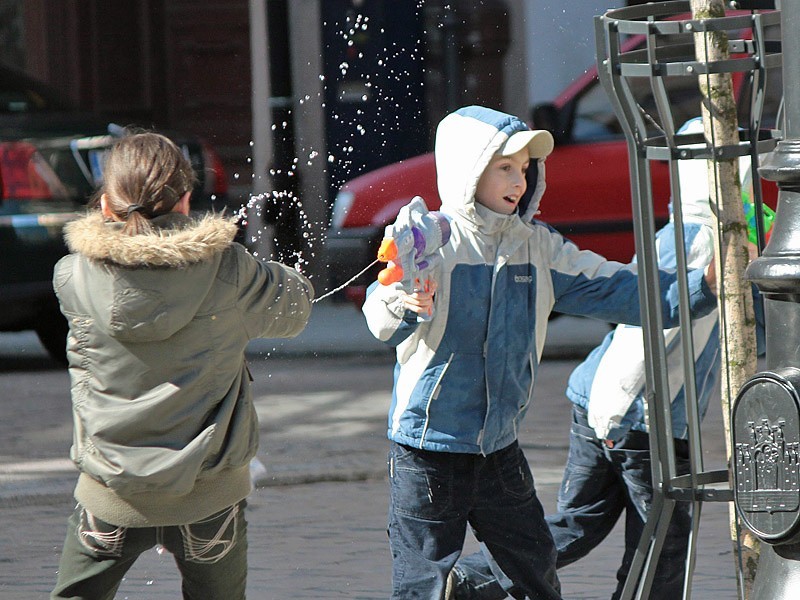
[0,305,744,599]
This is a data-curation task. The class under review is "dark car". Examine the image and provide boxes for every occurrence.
[0,63,232,363]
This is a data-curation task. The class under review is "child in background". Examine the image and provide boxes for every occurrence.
[362,106,717,599]
[50,132,313,599]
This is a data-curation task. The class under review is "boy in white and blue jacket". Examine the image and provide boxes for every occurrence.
[362,106,717,599]
[449,117,765,600]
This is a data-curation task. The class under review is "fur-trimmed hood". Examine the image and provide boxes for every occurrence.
[63,212,239,267]
[56,211,242,343]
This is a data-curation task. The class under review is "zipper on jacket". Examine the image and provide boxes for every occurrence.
[480,262,501,455]
[511,251,536,441]
[419,353,455,448]
[514,353,536,439]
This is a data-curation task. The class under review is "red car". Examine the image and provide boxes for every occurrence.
[325,29,781,307]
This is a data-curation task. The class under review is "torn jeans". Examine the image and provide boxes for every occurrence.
[51,500,247,600]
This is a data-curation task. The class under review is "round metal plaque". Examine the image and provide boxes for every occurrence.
[733,369,800,544]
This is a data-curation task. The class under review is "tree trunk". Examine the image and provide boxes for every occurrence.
[689,1,760,597]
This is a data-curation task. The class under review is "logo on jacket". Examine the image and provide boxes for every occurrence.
[514,275,533,283]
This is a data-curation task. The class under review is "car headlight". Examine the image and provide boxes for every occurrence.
[330,189,355,229]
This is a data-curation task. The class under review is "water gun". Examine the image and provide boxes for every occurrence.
[377,196,452,317]
[741,168,776,245]
[742,199,775,245]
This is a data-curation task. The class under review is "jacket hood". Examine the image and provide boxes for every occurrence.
[434,106,551,225]
[675,117,753,226]
[61,212,239,342]
[64,212,239,267]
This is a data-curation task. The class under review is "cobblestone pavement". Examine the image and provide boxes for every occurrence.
[0,313,743,598]
[0,474,738,599]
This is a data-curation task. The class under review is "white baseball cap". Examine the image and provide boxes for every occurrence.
[499,129,554,158]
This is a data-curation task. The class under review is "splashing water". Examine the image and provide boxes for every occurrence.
[240,6,427,296]
[313,259,379,304]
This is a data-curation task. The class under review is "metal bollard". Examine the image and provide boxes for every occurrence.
[736,2,800,595]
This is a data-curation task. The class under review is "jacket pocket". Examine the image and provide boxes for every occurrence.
[389,443,455,521]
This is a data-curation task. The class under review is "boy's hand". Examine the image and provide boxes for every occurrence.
[704,259,716,292]
[402,281,437,317]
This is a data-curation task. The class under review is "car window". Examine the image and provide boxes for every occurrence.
[0,66,70,112]
[572,24,783,144]
[571,73,707,143]
[571,82,623,141]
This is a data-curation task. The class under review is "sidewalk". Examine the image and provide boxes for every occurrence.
[0,303,742,599]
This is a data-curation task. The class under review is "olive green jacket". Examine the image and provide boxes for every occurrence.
[53,212,313,526]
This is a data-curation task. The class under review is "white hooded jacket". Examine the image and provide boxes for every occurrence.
[362,106,717,455]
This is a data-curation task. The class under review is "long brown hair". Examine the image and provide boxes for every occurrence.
[97,132,197,236]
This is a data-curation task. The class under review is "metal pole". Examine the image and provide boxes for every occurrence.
[737,1,800,597]
[248,0,274,254]
[598,4,782,597]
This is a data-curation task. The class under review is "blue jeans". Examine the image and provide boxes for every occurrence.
[452,406,691,600]
[51,500,248,600]
[388,441,561,600]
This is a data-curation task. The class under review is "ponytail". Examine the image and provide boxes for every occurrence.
[96,132,197,235]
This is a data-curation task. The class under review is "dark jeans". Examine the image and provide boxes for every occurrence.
[388,441,561,600]
[452,406,691,600]
[51,500,248,600]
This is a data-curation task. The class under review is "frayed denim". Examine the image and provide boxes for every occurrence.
[51,500,247,600]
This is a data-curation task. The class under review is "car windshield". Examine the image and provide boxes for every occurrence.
[570,24,783,144]
[0,65,72,113]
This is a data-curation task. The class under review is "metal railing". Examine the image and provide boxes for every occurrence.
[594,2,781,598]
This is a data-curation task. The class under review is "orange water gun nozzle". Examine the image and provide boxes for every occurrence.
[377,238,405,285]
[377,238,399,262]
[377,262,404,286]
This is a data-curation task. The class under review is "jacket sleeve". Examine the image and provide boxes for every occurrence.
[232,245,314,340]
[584,222,714,440]
[361,280,421,346]
[544,228,716,327]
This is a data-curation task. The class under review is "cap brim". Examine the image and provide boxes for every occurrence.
[500,129,554,158]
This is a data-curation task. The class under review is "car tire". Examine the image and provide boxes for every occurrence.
[34,305,69,367]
